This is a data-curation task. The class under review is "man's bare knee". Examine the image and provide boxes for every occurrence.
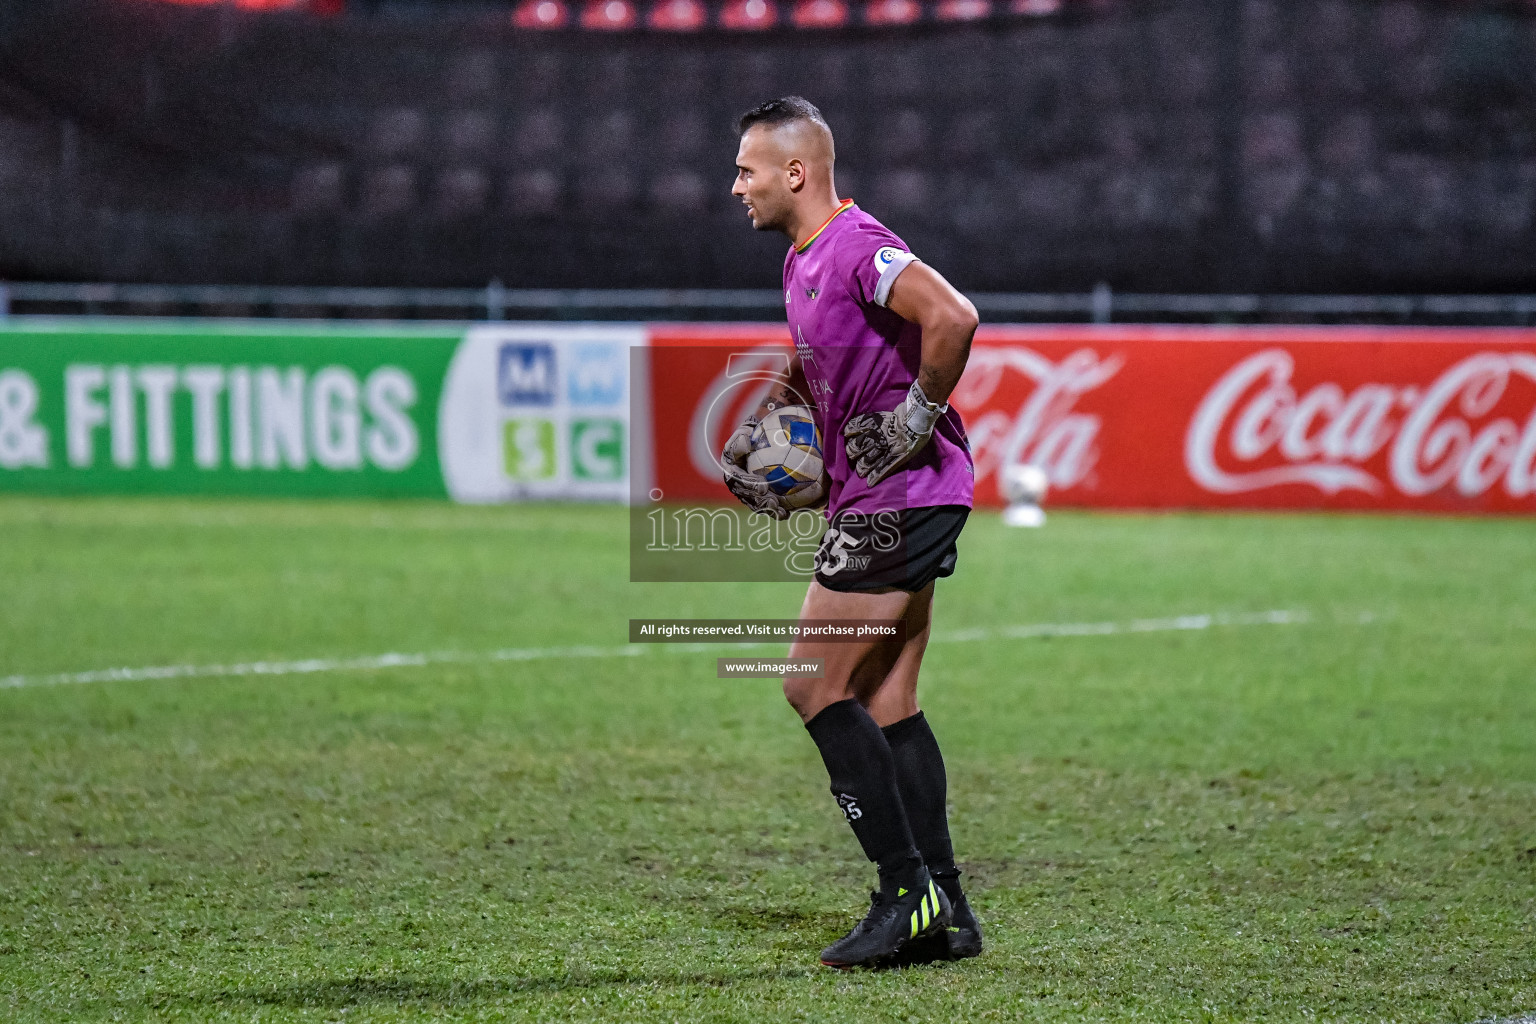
[783,674,850,723]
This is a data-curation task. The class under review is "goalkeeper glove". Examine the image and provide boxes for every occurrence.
[842,380,946,487]
[720,415,790,520]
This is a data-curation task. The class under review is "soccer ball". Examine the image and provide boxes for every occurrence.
[746,405,827,509]
[1001,463,1050,506]
[1001,462,1049,528]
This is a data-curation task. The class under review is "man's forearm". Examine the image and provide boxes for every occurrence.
[885,262,979,407]
[752,352,810,419]
[915,324,974,406]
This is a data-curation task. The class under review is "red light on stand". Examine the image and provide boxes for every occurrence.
[154,0,330,7]
[863,0,919,23]
[513,0,569,27]
[720,0,778,30]
[648,0,706,30]
[935,0,990,19]
[581,0,638,29]
[791,0,849,27]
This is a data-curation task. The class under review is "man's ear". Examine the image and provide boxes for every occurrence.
[786,158,806,193]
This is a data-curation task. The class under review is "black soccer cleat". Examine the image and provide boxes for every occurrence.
[941,890,984,959]
[819,875,952,969]
[893,887,983,964]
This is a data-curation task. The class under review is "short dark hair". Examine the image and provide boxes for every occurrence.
[737,96,830,137]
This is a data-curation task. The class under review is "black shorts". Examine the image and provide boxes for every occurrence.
[813,504,970,593]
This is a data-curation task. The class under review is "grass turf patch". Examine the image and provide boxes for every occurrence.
[1,497,1533,1022]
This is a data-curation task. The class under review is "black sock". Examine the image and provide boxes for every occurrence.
[804,699,924,896]
[882,711,962,903]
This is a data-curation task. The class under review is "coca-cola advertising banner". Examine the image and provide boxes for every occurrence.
[648,325,1536,514]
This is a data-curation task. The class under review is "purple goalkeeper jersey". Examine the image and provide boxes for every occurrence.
[783,200,974,516]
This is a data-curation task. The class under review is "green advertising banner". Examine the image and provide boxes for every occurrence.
[0,321,459,498]
[0,319,646,502]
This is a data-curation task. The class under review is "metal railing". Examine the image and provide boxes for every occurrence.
[3,281,1536,324]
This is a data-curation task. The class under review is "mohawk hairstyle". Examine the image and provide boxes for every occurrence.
[737,96,831,138]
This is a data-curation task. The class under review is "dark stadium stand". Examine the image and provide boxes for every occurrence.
[0,0,1533,294]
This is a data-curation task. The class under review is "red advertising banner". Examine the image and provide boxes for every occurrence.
[648,325,1536,514]
[648,326,793,506]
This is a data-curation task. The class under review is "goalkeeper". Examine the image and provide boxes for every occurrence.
[722,96,981,969]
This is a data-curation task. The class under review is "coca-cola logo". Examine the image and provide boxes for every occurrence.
[949,347,1123,492]
[1186,348,1536,499]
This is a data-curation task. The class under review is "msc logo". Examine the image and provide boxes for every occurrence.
[502,417,625,483]
[567,342,625,405]
[498,343,556,406]
[503,417,557,481]
[571,418,624,481]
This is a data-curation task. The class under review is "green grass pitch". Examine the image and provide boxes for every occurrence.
[2,496,1534,1023]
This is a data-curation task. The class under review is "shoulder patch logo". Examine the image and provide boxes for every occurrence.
[873,246,908,272]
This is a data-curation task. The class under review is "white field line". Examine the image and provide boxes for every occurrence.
[935,608,1313,643]
[0,608,1323,691]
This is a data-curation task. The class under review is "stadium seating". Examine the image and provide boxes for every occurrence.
[504,169,563,215]
[291,162,346,212]
[433,166,492,216]
[442,110,496,156]
[2,0,1534,294]
[359,165,416,217]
